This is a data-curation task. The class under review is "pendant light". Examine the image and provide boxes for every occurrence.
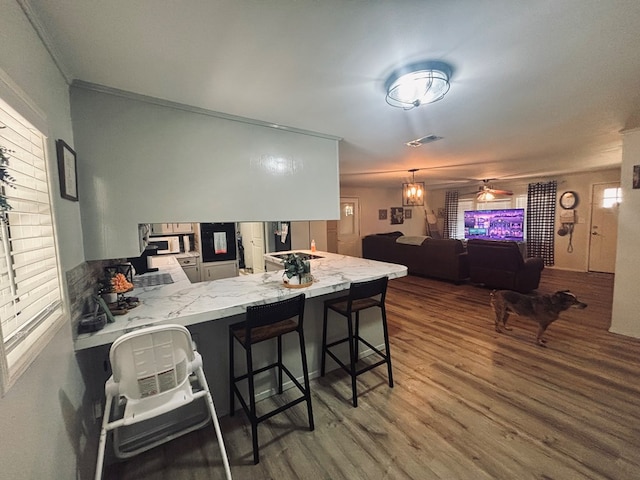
[403,169,425,206]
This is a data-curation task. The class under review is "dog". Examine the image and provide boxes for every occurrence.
[490,289,587,346]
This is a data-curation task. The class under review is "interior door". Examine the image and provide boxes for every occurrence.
[249,222,265,273]
[239,222,266,273]
[337,197,360,257]
[588,183,620,273]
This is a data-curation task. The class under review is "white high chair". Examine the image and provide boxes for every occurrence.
[94,324,232,480]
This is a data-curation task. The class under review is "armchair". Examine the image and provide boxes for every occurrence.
[466,239,544,293]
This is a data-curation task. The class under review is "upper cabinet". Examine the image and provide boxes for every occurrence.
[151,223,194,235]
[71,85,340,260]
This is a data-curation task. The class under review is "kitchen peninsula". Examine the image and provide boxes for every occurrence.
[75,251,406,350]
[75,252,407,415]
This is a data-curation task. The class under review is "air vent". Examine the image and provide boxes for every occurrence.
[405,134,443,147]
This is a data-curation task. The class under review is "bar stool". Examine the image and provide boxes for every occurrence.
[229,293,314,464]
[321,276,393,407]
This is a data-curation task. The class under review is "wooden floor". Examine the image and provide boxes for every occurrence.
[105,269,640,480]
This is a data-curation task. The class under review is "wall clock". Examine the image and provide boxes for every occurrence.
[559,191,578,209]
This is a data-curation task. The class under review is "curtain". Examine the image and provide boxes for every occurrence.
[527,181,557,266]
[443,190,459,239]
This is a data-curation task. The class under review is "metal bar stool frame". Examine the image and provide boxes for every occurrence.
[320,276,393,407]
[229,293,314,464]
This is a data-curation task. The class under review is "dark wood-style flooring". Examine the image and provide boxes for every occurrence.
[106,269,640,479]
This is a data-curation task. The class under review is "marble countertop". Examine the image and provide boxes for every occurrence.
[74,250,407,350]
[149,251,200,265]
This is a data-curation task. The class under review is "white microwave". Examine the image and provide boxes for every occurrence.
[148,236,180,254]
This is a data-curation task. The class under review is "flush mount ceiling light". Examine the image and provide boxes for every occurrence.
[385,60,452,110]
[403,169,425,206]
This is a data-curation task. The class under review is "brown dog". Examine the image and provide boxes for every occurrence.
[490,289,587,346]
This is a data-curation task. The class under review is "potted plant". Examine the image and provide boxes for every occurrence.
[282,253,312,286]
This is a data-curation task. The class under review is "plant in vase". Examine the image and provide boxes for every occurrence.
[282,253,312,285]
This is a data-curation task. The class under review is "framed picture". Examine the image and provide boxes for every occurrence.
[378,209,387,220]
[633,165,640,189]
[404,209,412,219]
[56,139,78,201]
[390,207,404,225]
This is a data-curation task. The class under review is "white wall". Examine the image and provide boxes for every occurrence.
[70,85,341,260]
[611,129,640,338]
[468,169,620,271]
[340,186,433,240]
[0,0,89,478]
[404,169,621,271]
[551,169,620,271]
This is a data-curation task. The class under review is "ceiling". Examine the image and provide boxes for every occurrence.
[24,0,640,190]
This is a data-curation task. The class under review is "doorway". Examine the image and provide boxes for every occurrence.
[588,182,620,273]
[239,222,266,274]
[337,197,360,257]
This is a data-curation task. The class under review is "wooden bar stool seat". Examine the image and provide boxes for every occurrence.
[321,276,393,407]
[229,293,314,464]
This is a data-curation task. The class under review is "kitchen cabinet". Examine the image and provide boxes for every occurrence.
[201,261,238,282]
[151,223,194,235]
[172,223,194,234]
[177,256,200,283]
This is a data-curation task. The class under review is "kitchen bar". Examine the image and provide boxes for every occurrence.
[75,252,407,415]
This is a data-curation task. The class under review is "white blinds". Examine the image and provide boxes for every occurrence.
[0,97,62,350]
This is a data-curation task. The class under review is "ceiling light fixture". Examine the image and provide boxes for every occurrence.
[403,169,425,206]
[406,134,443,147]
[385,60,452,110]
[476,190,496,202]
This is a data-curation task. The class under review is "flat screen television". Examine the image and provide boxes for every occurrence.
[464,208,525,241]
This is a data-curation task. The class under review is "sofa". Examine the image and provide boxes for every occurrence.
[466,239,544,293]
[362,232,469,283]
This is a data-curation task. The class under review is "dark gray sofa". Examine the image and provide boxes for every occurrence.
[362,232,469,283]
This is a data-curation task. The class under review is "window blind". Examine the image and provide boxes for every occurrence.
[0,97,62,374]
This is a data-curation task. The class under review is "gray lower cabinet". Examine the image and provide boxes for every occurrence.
[177,256,200,283]
[201,261,238,282]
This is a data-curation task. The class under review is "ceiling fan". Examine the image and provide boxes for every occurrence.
[463,180,513,201]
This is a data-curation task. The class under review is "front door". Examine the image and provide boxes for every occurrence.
[337,197,360,257]
[588,183,620,273]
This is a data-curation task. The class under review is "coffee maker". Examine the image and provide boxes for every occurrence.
[128,245,159,275]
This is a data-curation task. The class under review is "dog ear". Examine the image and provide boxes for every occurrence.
[551,290,571,304]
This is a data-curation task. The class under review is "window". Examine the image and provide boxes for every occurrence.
[0,95,64,394]
[455,195,528,240]
[602,187,622,208]
[455,198,474,239]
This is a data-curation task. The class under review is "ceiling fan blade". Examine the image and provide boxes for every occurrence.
[489,189,513,195]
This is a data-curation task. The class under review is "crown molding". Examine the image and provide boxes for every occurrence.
[71,80,342,141]
[16,0,73,84]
